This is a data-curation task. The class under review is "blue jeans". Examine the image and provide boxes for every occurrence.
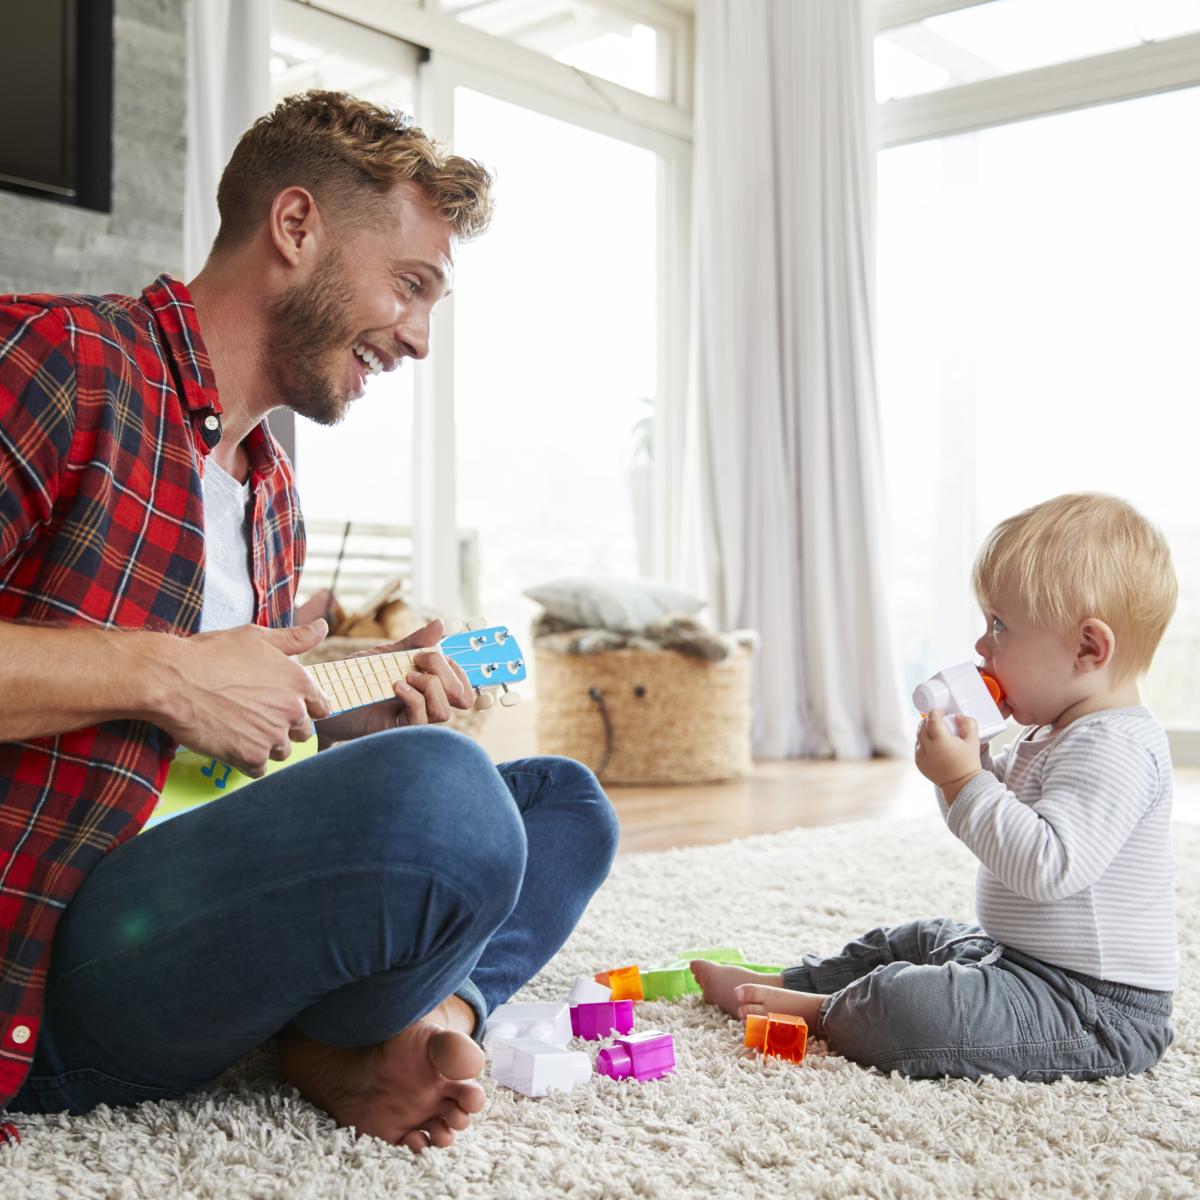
[783,917,1173,1081]
[9,727,618,1115]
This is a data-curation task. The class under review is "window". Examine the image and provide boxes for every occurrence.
[451,86,660,634]
[877,85,1200,728]
[876,0,1200,102]
[437,0,674,99]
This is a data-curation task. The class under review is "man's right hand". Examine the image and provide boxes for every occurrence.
[153,620,333,778]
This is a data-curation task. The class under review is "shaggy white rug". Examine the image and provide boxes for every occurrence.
[4,817,1198,1200]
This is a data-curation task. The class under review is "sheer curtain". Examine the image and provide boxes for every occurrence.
[684,0,907,758]
[184,0,279,448]
[184,0,271,277]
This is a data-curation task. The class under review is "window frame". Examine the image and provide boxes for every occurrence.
[875,1,1200,147]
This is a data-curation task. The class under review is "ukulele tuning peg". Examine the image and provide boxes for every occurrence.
[474,688,495,711]
[499,683,522,708]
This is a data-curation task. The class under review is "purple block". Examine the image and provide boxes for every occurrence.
[571,1000,616,1040]
[614,999,634,1034]
[594,1031,675,1082]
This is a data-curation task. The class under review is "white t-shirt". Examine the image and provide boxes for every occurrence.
[199,458,255,631]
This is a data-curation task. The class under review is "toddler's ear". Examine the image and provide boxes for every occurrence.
[1076,617,1116,673]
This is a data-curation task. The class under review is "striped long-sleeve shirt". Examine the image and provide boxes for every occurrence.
[940,707,1177,991]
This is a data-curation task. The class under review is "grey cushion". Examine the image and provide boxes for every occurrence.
[524,575,705,634]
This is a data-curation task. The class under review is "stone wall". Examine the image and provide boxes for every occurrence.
[0,0,186,296]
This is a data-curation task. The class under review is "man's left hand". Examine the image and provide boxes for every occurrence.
[314,617,475,746]
[915,710,982,804]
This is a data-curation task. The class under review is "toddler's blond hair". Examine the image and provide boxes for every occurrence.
[972,493,1177,681]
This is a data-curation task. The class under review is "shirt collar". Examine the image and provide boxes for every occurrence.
[142,274,281,482]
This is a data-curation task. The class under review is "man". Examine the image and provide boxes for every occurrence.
[0,91,618,1154]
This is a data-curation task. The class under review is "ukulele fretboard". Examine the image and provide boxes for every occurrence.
[307,652,418,716]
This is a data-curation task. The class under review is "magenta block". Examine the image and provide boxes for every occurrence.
[594,1031,675,1082]
[571,1000,616,1040]
[614,999,634,1034]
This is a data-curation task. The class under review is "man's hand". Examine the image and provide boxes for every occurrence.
[153,620,333,777]
[314,617,475,746]
[915,710,983,805]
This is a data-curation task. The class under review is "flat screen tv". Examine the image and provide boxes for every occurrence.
[0,0,113,211]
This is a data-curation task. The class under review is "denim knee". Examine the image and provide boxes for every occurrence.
[337,727,527,918]
[536,755,619,879]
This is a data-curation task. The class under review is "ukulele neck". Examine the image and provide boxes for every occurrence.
[306,649,421,717]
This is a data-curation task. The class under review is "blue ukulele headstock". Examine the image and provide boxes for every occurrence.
[441,625,527,707]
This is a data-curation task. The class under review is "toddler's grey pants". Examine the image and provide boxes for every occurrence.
[782,917,1172,1081]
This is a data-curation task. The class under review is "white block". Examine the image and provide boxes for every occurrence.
[484,1001,572,1050]
[489,1037,591,1097]
[567,975,612,1004]
[912,662,1007,742]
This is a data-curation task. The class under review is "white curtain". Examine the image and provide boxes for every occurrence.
[185,0,272,276]
[684,0,908,759]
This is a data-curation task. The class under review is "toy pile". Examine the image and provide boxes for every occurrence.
[485,947,808,1098]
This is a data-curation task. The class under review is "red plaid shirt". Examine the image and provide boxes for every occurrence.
[0,275,304,1107]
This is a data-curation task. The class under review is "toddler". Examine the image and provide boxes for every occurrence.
[695,493,1178,1081]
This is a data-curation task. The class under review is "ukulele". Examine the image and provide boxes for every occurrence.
[151,626,527,822]
[306,624,527,715]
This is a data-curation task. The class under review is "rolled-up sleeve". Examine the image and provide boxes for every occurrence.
[0,304,78,567]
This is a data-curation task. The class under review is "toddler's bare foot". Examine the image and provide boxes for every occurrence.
[690,959,784,1017]
[735,982,825,1029]
[278,1004,486,1154]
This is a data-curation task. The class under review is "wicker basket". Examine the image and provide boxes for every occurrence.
[300,637,491,740]
[534,641,753,784]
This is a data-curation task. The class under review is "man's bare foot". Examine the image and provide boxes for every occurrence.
[735,981,825,1029]
[278,1005,486,1153]
[690,960,784,1017]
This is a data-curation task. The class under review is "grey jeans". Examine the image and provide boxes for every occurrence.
[782,917,1173,1081]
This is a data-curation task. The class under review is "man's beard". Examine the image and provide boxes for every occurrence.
[265,247,359,427]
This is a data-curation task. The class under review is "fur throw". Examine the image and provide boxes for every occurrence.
[532,611,757,663]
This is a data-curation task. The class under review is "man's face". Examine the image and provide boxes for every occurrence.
[264,181,455,426]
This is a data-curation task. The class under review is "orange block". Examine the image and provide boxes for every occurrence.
[594,964,644,1002]
[745,1011,807,1062]
[744,1013,768,1049]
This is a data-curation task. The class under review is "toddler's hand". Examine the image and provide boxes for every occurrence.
[915,710,983,802]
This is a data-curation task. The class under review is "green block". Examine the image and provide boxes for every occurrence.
[641,966,693,1000]
[676,946,746,964]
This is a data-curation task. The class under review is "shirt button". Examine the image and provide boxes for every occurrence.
[204,414,220,432]
[11,1025,31,1044]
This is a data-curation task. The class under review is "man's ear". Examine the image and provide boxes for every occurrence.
[1076,617,1116,673]
[268,186,322,266]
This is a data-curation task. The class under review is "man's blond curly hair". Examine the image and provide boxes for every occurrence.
[214,90,493,251]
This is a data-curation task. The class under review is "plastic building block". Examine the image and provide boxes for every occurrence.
[490,1037,591,1097]
[595,1031,676,1082]
[912,663,1007,741]
[677,947,746,964]
[594,964,644,1002]
[654,961,702,994]
[483,1001,572,1050]
[641,966,693,1001]
[568,975,612,1004]
[744,1012,808,1063]
[570,999,634,1040]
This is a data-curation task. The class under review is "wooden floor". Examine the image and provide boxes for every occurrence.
[475,700,1200,855]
